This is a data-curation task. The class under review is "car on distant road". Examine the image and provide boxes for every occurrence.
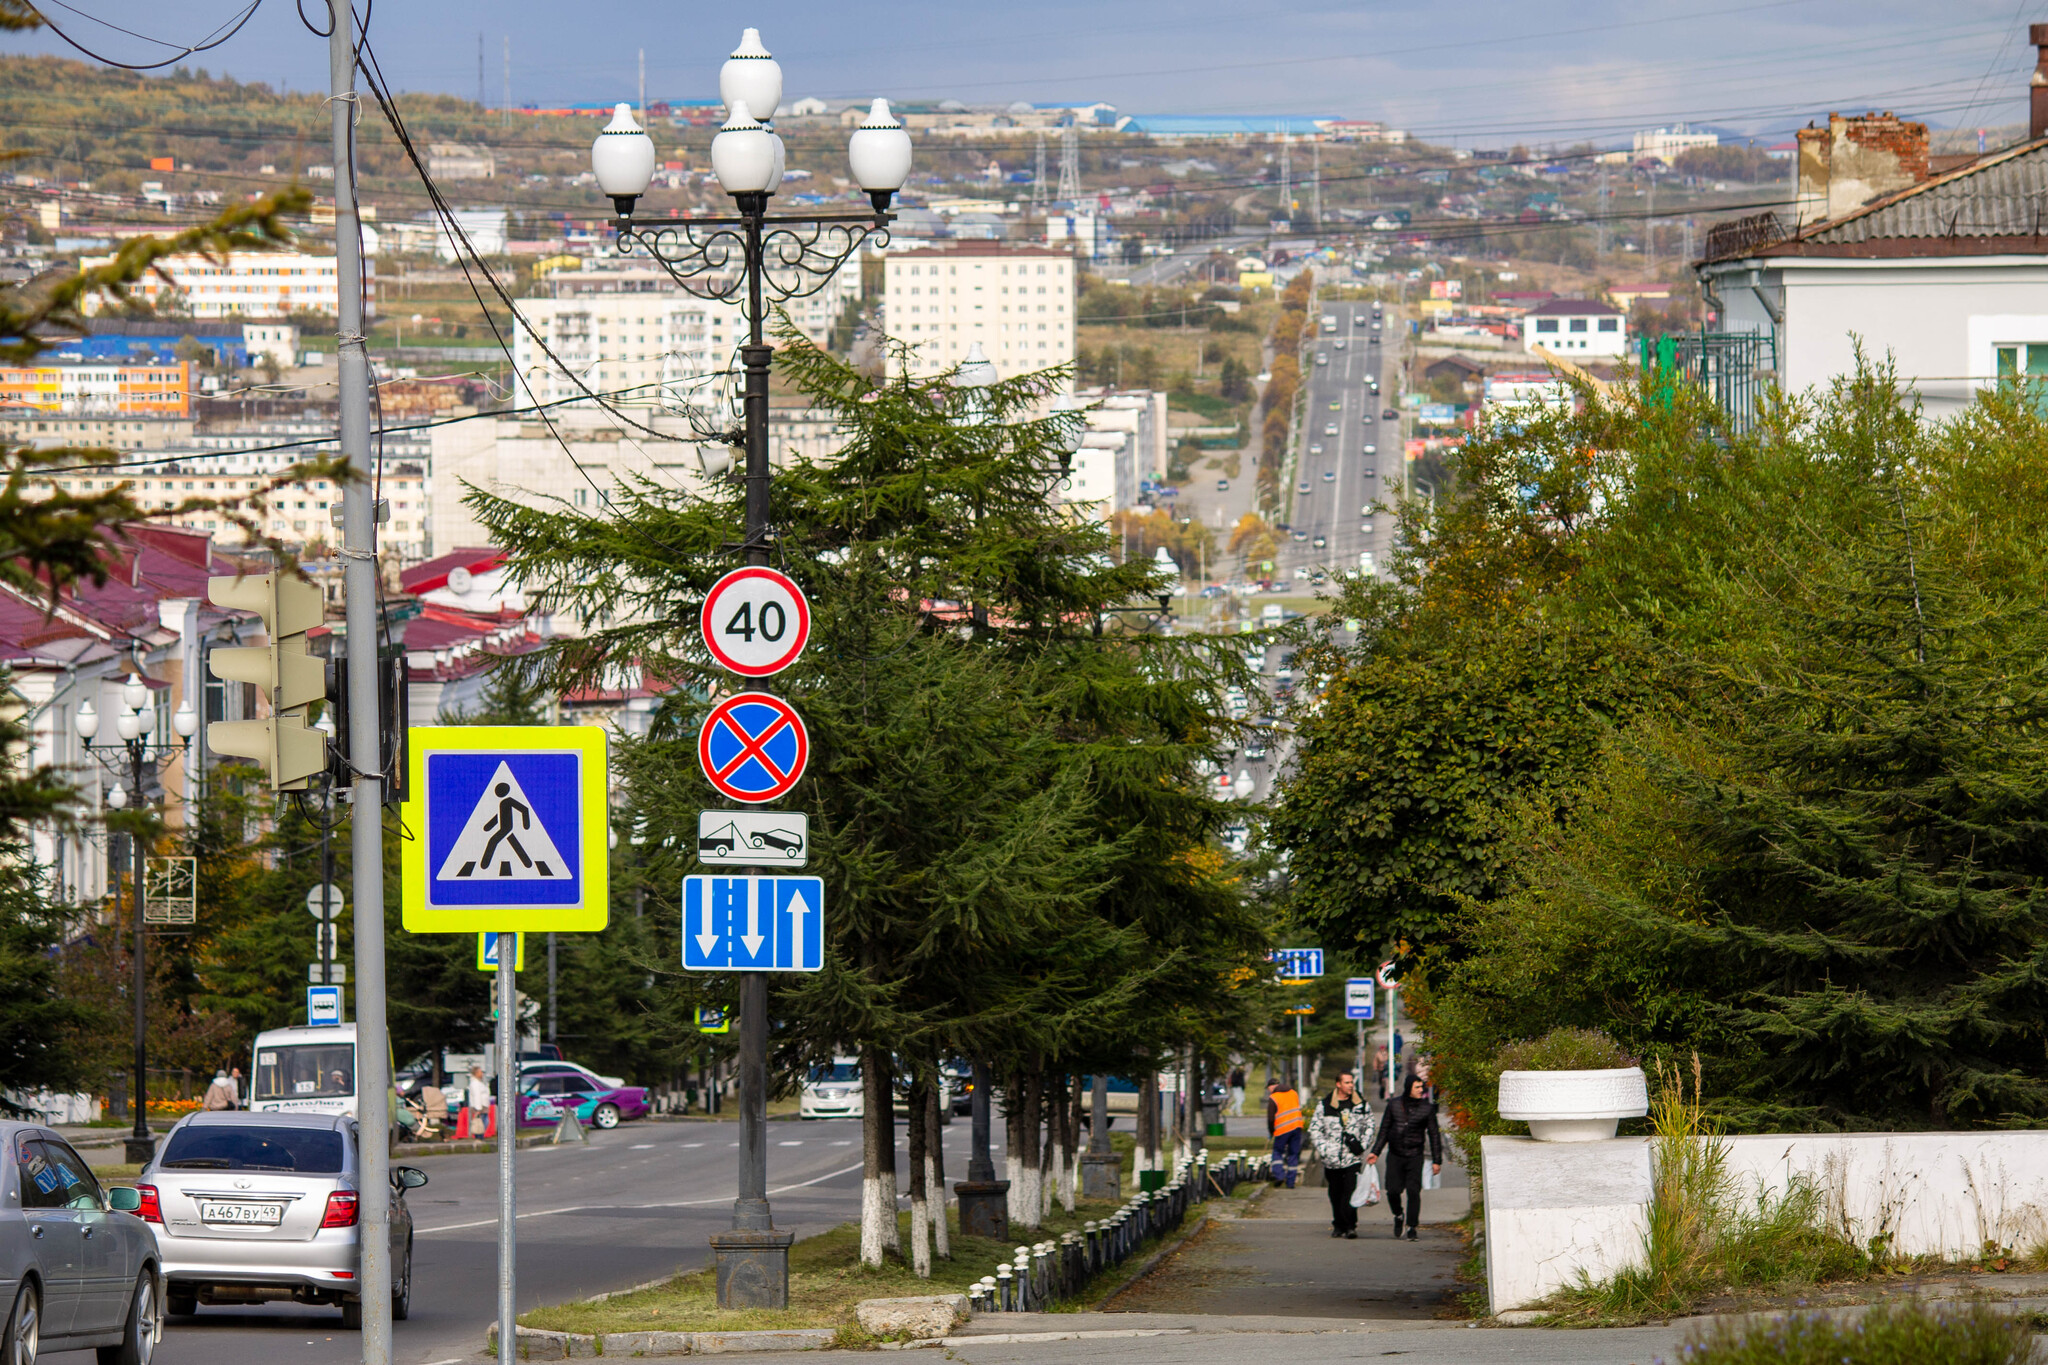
[1354,313,1369,324]
[1297,481,1311,494]
[801,1058,863,1120]
[1215,478,1229,492]
[1333,339,1346,350]
[1363,443,1376,454]
[1368,334,1380,344]
[1324,423,1338,436]
[1329,401,1342,410]
[1312,536,1327,549]
[1290,529,1308,542]
[1382,408,1398,420]
[140,1111,423,1329]
[1322,470,1335,481]
[3,1121,163,1361]
[1315,352,1328,365]
[519,1060,626,1092]
[1308,443,1322,456]
[519,1070,651,1130]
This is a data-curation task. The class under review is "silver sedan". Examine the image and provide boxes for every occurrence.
[137,1112,422,1329]
[0,1121,162,1365]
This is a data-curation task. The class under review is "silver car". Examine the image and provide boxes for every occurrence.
[137,1112,423,1329]
[0,1121,162,1365]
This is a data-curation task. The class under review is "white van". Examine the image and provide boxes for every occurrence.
[251,1023,362,1118]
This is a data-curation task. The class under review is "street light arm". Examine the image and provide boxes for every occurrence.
[615,213,891,305]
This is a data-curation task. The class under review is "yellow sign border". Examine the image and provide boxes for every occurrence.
[401,725,610,933]
[477,932,526,972]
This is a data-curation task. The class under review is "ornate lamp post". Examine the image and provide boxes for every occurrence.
[76,676,197,1163]
[590,30,912,1311]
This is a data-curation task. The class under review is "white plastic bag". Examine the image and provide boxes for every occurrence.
[1350,1163,1381,1207]
[1422,1163,1442,1191]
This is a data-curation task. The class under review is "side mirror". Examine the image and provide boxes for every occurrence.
[394,1166,429,1190]
[108,1186,142,1213]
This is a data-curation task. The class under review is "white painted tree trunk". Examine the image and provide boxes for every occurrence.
[1016,1161,1042,1229]
[860,1047,900,1265]
[1005,1153,1024,1221]
[927,1152,950,1258]
[910,1194,931,1278]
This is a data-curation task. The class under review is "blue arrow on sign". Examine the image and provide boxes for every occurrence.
[682,875,824,972]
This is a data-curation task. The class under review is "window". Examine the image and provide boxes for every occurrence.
[1569,319,1588,333]
[255,1042,355,1100]
[22,1139,102,1210]
[1534,319,1559,334]
[1597,318,1619,333]
[1996,343,2048,413]
[159,1125,345,1173]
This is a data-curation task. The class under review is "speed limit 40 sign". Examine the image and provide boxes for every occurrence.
[701,567,810,677]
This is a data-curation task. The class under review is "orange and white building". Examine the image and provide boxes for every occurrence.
[0,361,190,417]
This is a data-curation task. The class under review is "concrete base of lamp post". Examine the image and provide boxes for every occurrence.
[953,1180,1011,1240]
[1079,1154,1121,1200]
[124,1135,156,1164]
[709,1228,795,1309]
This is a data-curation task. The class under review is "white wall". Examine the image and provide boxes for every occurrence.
[1485,1130,2048,1313]
[1713,256,2048,418]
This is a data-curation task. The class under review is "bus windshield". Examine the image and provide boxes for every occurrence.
[254,1043,356,1101]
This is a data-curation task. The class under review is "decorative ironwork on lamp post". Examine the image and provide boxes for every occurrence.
[76,675,197,1164]
[589,29,913,1312]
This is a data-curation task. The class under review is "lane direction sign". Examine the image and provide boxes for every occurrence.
[698,693,808,804]
[1344,978,1376,1021]
[697,810,809,868]
[401,726,610,933]
[701,567,811,677]
[681,875,825,972]
[1271,947,1325,981]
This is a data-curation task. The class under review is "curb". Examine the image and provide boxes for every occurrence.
[490,1325,838,1359]
[396,1134,556,1158]
[1094,1211,1211,1312]
[883,1328,1193,1350]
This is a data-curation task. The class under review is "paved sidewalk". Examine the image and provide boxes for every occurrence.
[1107,1182,1470,1319]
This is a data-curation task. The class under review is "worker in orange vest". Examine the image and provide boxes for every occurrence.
[1266,1075,1306,1188]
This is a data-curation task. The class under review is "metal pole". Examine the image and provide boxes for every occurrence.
[968,1062,996,1181]
[127,776,151,1160]
[734,971,769,1226]
[546,933,557,1045]
[330,6,390,1360]
[1387,987,1399,1100]
[1294,1013,1303,1094]
[320,773,332,989]
[496,944,516,1361]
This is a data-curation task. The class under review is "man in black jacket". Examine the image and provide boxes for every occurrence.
[1366,1072,1442,1239]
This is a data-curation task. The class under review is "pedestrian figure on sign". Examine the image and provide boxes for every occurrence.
[1267,1075,1305,1188]
[1366,1072,1443,1240]
[1307,1069,1372,1237]
[478,781,534,875]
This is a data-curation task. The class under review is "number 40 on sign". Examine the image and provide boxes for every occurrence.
[701,567,810,678]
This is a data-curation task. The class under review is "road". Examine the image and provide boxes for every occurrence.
[50,1115,1001,1365]
[1281,302,1396,586]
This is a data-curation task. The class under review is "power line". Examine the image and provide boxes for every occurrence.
[23,0,265,72]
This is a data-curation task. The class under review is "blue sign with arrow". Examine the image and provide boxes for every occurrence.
[681,875,825,972]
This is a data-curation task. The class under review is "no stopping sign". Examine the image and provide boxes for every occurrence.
[701,567,810,677]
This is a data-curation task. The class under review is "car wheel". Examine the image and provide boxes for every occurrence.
[5,1282,38,1365]
[95,1271,159,1365]
[393,1239,413,1322]
[165,1288,196,1319]
[593,1103,621,1130]
[340,1297,362,1330]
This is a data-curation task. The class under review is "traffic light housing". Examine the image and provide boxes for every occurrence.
[207,572,327,790]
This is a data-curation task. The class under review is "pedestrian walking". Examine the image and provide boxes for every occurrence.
[1306,1070,1372,1237]
[201,1069,236,1112]
[1266,1076,1305,1188]
[226,1066,243,1109]
[1227,1065,1246,1117]
[1366,1072,1443,1240]
[1371,1044,1390,1099]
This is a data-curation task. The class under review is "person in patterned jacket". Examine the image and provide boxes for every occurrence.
[1306,1070,1374,1237]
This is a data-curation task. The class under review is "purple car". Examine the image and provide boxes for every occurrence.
[518,1064,651,1130]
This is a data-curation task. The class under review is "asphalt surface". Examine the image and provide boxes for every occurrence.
[1284,304,1395,585]
[48,1114,996,1365]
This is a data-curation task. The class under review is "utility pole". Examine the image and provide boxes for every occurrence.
[1057,123,1079,207]
[1031,132,1047,213]
[502,36,511,129]
[1278,132,1290,225]
[1311,138,1322,227]
[327,5,390,1362]
[1596,163,1609,258]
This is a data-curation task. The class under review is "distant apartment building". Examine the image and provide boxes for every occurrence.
[0,414,195,450]
[1062,388,1168,516]
[883,243,1075,377]
[427,143,496,180]
[1633,125,1718,164]
[43,464,430,560]
[509,265,858,408]
[38,319,298,370]
[0,361,190,417]
[1522,299,1628,358]
[75,250,369,319]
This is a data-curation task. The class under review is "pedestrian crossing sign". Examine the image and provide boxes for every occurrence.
[478,932,524,972]
[401,726,609,932]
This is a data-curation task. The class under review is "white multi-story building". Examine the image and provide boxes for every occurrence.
[1632,125,1718,163]
[75,250,369,319]
[1522,299,1629,358]
[883,243,1075,377]
[510,263,860,408]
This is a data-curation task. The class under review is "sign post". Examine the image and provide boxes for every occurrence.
[1378,960,1400,1098]
[400,725,609,1365]
[693,564,813,1308]
[1345,978,1375,1086]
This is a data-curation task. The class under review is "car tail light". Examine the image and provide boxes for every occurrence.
[135,1185,162,1223]
[321,1191,359,1228]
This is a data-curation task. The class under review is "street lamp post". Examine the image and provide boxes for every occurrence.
[590,29,911,1312]
[76,677,197,1164]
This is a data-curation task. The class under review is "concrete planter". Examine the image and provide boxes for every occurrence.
[1497,1067,1648,1142]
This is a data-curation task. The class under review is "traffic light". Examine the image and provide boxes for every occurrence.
[207,572,327,790]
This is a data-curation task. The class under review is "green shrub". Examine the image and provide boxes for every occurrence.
[1674,1299,2040,1365]
[1497,1027,1639,1075]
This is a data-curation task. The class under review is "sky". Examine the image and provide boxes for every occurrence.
[6,0,2043,146]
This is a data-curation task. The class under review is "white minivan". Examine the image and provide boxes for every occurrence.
[251,1024,363,1118]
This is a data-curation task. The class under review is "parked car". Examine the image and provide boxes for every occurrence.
[1215,478,1229,492]
[943,1060,976,1117]
[2,1122,162,1365]
[1333,339,1346,350]
[1314,352,1328,365]
[1307,443,1322,456]
[1296,482,1311,495]
[800,1059,863,1120]
[517,1060,625,1092]
[518,1072,652,1130]
[1382,408,1398,420]
[138,1111,422,1329]
[1363,443,1376,455]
